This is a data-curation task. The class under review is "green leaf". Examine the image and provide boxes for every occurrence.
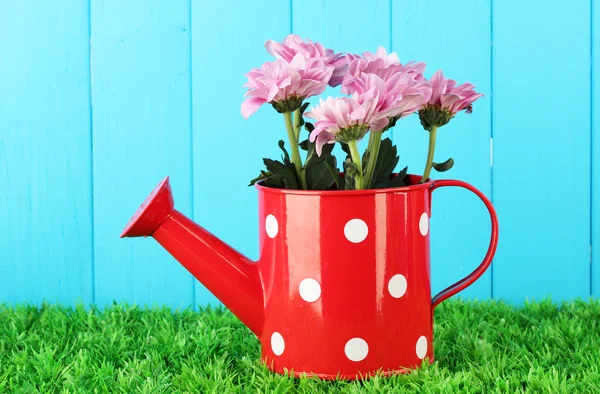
[338,175,346,190]
[433,158,454,172]
[302,137,338,190]
[295,110,305,128]
[278,140,291,164]
[325,160,342,190]
[264,177,285,188]
[370,138,399,188]
[388,166,408,187]
[296,104,308,128]
[344,160,359,177]
[305,142,335,167]
[384,115,399,131]
[252,138,340,191]
[305,160,335,190]
[343,158,358,190]
[248,170,273,186]
[398,165,408,179]
[305,122,315,132]
[340,142,351,157]
[361,150,370,177]
[299,102,310,115]
[263,158,299,189]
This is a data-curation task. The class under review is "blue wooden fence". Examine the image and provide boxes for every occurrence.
[0,0,596,309]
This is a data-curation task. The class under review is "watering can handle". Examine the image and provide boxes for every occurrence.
[429,179,499,310]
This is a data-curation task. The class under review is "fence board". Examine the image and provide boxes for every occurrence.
[391,0,493,300]
[292,0,390,162]
[593,0,599,297]
[0,1,93,306]
[493,0,591,302]
[191,0,291,306]
[91,0,194,309]
[293,0,390,55]
[0,1,596,306]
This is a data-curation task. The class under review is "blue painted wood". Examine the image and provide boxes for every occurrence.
[191,0,291,307]
[593,0,599,297]
[493,0,591,303]
[0,1,93,306]
[292,0,391,161]
[293,1,390,55]
[391,1,493,301]
[91,0,195,309]
[0,1,598,306]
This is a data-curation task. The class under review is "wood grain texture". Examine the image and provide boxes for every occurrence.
[191,0,291,307]
[292,0,390,53]
[391,0,493,301]
[0,1,597,307]
[0,1,93,306]
[593,0,599,296]
[293,0,391,160]
[91,0,194,309]
[493,0,591,302]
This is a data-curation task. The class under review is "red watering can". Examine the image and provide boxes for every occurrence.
[121,174,498,380]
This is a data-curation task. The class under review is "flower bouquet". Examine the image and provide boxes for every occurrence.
[243,34,483,191]
[121,34,498,379]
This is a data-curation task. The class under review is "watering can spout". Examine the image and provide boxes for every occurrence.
[120,177,264,337]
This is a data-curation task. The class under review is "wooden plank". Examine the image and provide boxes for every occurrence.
[91,0,194,309]
[493,0,590,303]
[293,0,390,54]
[191,1,291,307]
[392,1,493,300]
[0,1,93,306]
[293,0,391,158]
[593,1,599,297]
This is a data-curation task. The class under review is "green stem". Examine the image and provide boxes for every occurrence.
[284,111,306,189]
[363,131,382,189]
[293,107,308,189]
[348,140,364,190]
[420,125,438,183]
[293,108,302,141]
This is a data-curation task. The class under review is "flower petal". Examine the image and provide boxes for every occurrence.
[440,94,461,114]
[267,84,280,102]
[370,117,389,132]
[350,106,367,120]
[315,131,335,156]
[241,96,266,119]
[289,52,306,69]
[429,70,446,105]
[265,40,292,61]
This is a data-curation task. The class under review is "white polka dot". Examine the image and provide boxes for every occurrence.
[388,274,408,298]
[416,336,428,359]
[299,278,321,302]
[344,338,369,362]
[265,214,278,238]
[419,212,429,236]
[271,332,285,355]
[344,219,368,243]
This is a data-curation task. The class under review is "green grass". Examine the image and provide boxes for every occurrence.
[1,298,600,393]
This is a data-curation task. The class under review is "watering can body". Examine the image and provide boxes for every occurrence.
[121,174,498,379]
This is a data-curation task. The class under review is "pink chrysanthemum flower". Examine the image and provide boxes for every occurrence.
[427,70,483,114]
[341,46,427,94]
[418,70,483,129]
[304,72,432,156]
[264,34,347,87]
[345,72,432,123]
[241,54,334,119]
[304,95,385,156]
